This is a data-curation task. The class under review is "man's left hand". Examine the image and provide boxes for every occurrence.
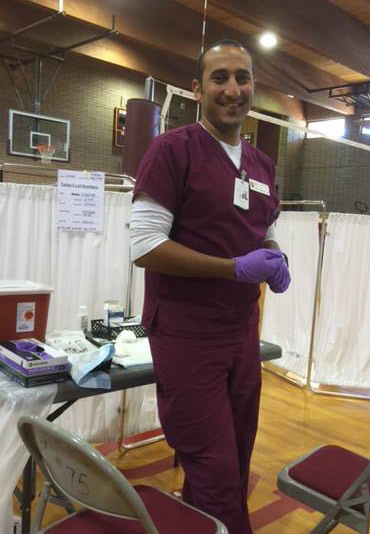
[266,258,291,293]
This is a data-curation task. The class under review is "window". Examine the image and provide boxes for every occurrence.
[361,117,370,135]
[306,118,345,139]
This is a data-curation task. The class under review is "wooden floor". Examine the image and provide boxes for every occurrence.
[14,369,370,533]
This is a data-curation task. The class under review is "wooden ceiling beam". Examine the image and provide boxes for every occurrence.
[209,0,370,78]
[4,0,353,113]
[76,35,195,89]
[255,56,352,114]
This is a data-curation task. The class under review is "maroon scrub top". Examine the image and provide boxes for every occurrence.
[134,123,279,339]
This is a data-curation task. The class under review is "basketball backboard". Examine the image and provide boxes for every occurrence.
[8,109,70,162]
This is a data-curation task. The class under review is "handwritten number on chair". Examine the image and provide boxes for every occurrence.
[65,466,76,486]
[65,466,89,495]
[77,473,89,495]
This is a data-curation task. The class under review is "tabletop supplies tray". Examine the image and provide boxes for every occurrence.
[91,319,147,341]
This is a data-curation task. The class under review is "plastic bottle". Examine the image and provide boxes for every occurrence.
[78,305,89,334]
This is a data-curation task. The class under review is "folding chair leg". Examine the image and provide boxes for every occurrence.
[117,390,127,453]
[309,500,344,534]
[310,515,340,534]
[31,481,76,534]
[47,488,76,514]
[310,480,370,534]
[30,481,51,534]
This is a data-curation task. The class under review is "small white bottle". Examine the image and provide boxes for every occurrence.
[78,305,89,334]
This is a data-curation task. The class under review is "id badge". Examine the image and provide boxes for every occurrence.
[233,177,249,210]
[249,178,270,196]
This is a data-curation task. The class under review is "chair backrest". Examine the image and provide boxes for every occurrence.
[17,415,159,534]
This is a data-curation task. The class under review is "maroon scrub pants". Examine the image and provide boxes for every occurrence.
[148,319,261,534]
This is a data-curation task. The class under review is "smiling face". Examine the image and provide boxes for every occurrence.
[192,44,254,144]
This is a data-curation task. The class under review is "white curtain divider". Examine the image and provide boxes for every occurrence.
[312,213,370,387]
[0,182,156,442]
[261,211,320,378]
[124,383,160,436]
[0,375,56,534]
[0,183,132,329]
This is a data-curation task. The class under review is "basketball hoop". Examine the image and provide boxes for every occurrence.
[37,144,56,164]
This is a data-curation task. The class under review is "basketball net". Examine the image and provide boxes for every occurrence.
[37,144,56,164]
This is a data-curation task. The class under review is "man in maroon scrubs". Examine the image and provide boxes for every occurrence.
[130,39,290,534]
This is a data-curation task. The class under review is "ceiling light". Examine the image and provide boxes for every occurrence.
[259,32,278,49]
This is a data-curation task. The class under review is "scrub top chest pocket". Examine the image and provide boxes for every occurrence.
[242,174,276,237]
[248,176,273,226]
[233,176,270,211]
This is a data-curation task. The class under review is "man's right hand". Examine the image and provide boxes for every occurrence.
[234,248,286,284]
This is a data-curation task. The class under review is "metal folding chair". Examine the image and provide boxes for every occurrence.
[17,415,228,534]
[277,444,370,534]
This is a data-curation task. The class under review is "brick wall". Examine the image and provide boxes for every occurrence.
[0,53,147,181]
[277,116,370,214]
[299,135,370,213]
[276,118,305,202]
[3,53,370,214]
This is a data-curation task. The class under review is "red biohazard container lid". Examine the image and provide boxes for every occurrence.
[0,280,53,295]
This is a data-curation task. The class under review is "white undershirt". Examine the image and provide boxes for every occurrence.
[219,139,242,170]
[130,138,276,261]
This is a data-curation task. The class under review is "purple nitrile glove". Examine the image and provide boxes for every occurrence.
[234,248,286,284]
[266,257,291,293]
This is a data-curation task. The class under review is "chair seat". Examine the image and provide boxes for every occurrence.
[289,445,370,504]
[46,485,218,534]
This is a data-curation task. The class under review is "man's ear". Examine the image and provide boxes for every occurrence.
[192,79,202,103]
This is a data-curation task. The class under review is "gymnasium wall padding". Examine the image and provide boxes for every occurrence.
[121,98,161,177]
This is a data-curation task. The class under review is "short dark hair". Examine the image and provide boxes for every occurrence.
[195,38,253,83]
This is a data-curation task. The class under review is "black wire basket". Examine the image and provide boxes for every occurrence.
[91,319,147,341]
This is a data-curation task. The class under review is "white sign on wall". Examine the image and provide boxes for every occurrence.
[57,170,105,232]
